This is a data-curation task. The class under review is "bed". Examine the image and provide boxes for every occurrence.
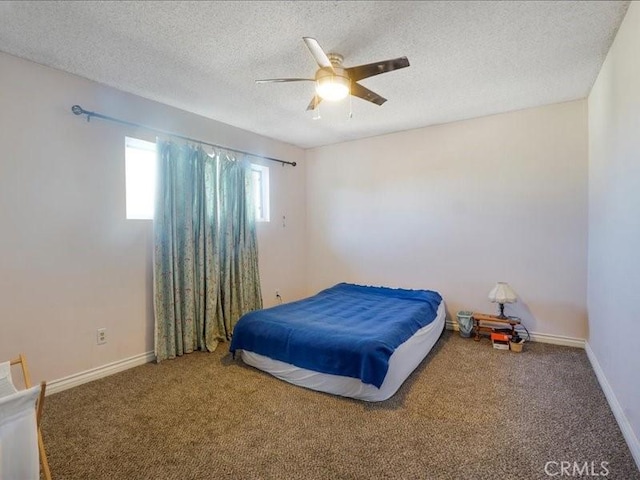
[229,283,445,401]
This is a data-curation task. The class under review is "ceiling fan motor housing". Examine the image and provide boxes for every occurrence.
[315,66,349,83]
[327,53,344,67]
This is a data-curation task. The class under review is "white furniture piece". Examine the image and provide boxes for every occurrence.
[0,384,42,480]
[0,355,52,480]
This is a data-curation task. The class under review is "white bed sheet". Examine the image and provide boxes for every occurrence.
[239,300,446,402]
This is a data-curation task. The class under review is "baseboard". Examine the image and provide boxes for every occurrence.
[585,342,640,471]
[47,351,155,395]
[522,331,585,348]
[445,320,585,348]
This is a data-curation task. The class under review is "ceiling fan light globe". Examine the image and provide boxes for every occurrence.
[315,75,350,102]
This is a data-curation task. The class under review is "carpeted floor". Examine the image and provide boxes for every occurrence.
[41,331,639,480]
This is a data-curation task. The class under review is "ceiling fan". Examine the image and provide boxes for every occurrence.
[256,37,410,111]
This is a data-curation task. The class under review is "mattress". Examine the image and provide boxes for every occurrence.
[230,283,443,388]
[238,299,446,402]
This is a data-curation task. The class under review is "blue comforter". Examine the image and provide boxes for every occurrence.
[229,283,442,388]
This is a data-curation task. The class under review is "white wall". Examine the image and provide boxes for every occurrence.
[0,52,307,385]
[587,1,640,467]
[305,100,588,340]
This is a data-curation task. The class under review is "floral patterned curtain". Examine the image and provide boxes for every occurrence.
[218,153,263,336]
[153,142,262,362]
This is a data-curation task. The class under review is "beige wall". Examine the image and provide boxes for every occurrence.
[305,100,588,340]
[0,52,307,384]
[1,36,615,403]
[588,1,640,465]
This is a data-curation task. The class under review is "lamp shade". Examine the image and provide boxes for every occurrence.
[488,282,517,304]
[315,68,350,102]
[315,75,349,101]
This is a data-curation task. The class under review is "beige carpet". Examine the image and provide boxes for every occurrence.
[41,331,639,479]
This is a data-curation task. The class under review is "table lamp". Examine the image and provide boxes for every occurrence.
[488,282,517,319]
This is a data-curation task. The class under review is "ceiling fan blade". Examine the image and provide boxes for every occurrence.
[255,78,314,83]
[303,37,335,72]
[345,57,410,82]
[306,95,323,111]
[350,83,387,106]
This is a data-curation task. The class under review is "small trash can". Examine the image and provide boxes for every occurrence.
[456,311,474,338]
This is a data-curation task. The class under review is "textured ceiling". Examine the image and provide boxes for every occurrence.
[0,1,630,149]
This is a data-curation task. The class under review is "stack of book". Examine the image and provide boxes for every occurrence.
[490,332,511,350]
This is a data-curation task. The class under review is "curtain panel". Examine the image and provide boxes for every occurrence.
[153,142,262,362]
[219,156,263,336]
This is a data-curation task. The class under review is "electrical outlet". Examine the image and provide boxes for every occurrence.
[97,328,107,345]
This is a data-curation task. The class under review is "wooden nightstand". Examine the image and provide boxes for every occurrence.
[471,313,521,341]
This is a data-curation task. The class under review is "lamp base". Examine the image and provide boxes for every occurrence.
[497,303,507,319]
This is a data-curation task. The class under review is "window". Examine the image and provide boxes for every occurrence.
[251,163,270,222]
[124,137,269,222]
[125,137,157,220]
